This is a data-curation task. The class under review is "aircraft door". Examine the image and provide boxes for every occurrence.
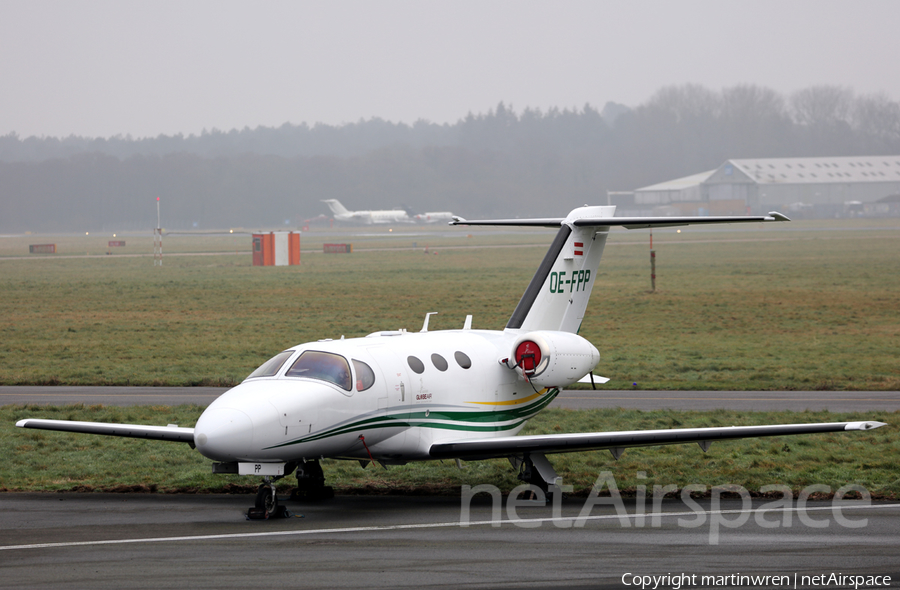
[252,236,265,266]
[366,345,422,459]
[367,346,412,411]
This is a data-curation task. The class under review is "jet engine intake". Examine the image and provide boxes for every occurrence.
[509,331,599,388]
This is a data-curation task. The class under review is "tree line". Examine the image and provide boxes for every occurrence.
[1,84,898,232]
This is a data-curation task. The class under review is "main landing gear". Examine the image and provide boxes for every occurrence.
[289,459,335,501]
[514,452,563,504]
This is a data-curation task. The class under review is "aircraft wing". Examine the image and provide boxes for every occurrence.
[429,420,885,461]
[16,419,195,445]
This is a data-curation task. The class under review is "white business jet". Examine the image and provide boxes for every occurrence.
[322,199,412,225]
[17,205,886,516]
[413,211,455,224]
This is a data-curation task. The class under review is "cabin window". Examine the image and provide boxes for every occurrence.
[353,359,376,391]
[431,353,448,372]
[285,351,352,391]
[246,350,294,379]
[407,356,425,374]
[454,351,472,369]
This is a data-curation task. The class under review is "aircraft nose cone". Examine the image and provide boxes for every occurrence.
[194,407,254,461]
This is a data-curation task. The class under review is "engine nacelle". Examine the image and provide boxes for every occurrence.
[508,331,600,388]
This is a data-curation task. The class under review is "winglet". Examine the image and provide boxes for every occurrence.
[766,211,791,222]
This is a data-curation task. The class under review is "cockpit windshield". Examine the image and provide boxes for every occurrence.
[245,350,294,380]
[285,351,352,391]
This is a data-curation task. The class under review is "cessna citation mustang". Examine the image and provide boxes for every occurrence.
[17,205,886,516]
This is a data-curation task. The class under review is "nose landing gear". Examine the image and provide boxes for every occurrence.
[246,460,333,519]
[248,475,290,520]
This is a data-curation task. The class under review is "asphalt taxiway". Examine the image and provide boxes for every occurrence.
[1,493,898,590]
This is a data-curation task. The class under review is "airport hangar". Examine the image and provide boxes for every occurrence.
[613,155,900,219]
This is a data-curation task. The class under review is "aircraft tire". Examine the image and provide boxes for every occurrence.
[255,484,278,513]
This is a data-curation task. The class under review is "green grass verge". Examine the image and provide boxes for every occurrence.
[4,405,897,498]
[1,221,898,390]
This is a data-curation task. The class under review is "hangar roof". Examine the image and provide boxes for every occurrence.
[635,170,715,192]
[724,155,900,185]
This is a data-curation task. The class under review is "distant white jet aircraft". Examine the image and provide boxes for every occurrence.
[17,205,886,517]
[413,211,455,224]
[322,199,412,225]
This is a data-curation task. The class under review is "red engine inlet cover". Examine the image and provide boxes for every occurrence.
[515,340,542,373]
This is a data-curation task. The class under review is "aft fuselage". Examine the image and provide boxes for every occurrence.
[334,210,412,224]
[414,212,455,223]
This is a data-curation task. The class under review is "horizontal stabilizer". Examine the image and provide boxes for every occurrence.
[450,212,789,229]
[450,216,564,227]
[577,374,610,385]
[429,420,886,461]
[575,211,790,229]
[456,206,790,333]
[16,419,195,444]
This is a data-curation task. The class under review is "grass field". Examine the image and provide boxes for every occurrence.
[3,404,897,498]
[1,220,897,390]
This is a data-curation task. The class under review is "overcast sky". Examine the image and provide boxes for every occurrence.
[1,0,898,139]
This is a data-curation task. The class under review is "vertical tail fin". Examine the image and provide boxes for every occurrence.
[321,199,350,216]
[507,206,613,333]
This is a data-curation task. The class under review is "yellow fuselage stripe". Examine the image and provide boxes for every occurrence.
[466,388,548,406]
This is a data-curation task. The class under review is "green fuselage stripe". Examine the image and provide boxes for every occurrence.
[263,388,559,450]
